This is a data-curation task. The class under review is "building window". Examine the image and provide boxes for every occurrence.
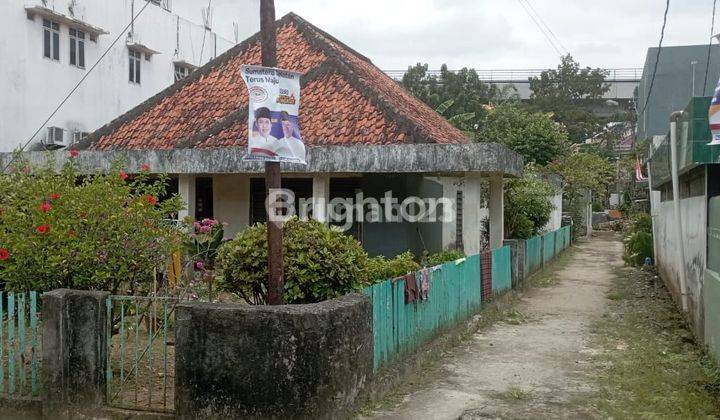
[174,64,191,82]
[129,49,142,84]
[69,28,85,68]
[43,19,60,61]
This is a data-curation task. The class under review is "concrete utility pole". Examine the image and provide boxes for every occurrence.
[260,0,284,305]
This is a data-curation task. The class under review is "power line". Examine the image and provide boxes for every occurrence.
[703,0,717,96]
[523,0,569,55]
[5,0,153,171]
[516,0,563,57]
[638,0,671,120]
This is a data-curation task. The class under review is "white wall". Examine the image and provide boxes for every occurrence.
[652,193,706,338]
[0,0,259,152]
[212,174,250,239]
[544,192,563,232]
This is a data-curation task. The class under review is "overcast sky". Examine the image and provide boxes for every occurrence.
[187,0,718,71]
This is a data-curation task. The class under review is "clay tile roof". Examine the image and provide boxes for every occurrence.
[79,13,470,151]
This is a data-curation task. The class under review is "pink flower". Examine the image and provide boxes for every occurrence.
[194,260,205,270]
[50,192,60,200]
[200,225,211,233]
[119,171,128,181]
[39,202,52,213]
[36,224,50,234]
[0,248,9,261]
[69,149,79,158]
[193,221,201,231]
[140,163,151,172]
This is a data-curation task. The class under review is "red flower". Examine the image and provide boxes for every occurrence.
[119,171,128,181]
[36,224,50,234]
[0,248,9,261]
[140,164,151,172]
[39,202,52,213]
[50,192,60,200]
[144,195,158,206]
[69,149,79,158]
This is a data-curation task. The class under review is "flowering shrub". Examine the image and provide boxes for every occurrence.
[217,218,369,304]
[184,218,225,271]
[0,155,182,293]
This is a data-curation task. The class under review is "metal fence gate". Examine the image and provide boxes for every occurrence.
[105,295,178,413]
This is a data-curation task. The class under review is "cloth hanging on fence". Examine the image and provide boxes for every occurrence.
[419,267,430,300]
[404,272,419,304]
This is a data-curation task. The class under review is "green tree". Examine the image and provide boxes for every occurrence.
[475,105,571,166]
[528,55,610,143]
[401,63,509,130]
[504,165,555,239]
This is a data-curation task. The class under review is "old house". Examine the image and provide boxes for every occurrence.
[13,13,523,257]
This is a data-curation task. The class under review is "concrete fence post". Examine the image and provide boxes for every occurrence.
[504,239,526,287]
[42,289,109,416]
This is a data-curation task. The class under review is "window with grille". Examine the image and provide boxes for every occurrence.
[129,49,142,84]
[43,19,60,61]
[69,28,85,68]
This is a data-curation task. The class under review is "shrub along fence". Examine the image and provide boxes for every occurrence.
[364,226,572,372]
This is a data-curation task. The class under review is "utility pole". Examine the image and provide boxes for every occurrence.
[260,0,284,305]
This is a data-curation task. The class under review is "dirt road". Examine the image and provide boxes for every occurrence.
[366,234,622,420]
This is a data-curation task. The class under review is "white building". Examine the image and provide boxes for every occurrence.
[0,0,259,152]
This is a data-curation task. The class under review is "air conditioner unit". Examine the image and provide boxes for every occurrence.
[45,126,68,148]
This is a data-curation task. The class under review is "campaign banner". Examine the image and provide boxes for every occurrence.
[241,65,306,163]
[709,75,720,146]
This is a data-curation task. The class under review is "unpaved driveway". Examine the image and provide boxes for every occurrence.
[367,234,622,419]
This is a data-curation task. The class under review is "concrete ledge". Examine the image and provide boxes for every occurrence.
[1,143,523,177]
[174,293,373,419]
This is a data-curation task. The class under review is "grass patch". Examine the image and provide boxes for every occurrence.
[497,386,532,402]
[584,267,720,418]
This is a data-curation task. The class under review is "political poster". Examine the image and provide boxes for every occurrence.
[241,65,306,163]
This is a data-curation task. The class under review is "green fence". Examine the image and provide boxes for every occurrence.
[525,236,543,274]
[542,231,556,263]
[491,246,512,294]
[364,254,482,371]
[1,291,41,398]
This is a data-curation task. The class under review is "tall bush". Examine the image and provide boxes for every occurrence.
[504,165,555,239]
[0,154,182,293]
[624,213,653,266]
[216,218,369,304]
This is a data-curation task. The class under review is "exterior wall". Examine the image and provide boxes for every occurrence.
[0,0,257,151]
[652,193,706,338]
[212,174,250,239]
[545,192,563,232]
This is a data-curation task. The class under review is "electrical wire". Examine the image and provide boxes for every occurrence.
[5,0,153,172]
[638,0,671,120]
[516,0,563,57]
[523,0,569,55]
[703,0,717,96]
[198,0,213,65]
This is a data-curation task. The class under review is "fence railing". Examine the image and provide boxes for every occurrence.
[0,291,41,398]
[364,254,483,371]
[105,295,178,413]
[364,226,573,372]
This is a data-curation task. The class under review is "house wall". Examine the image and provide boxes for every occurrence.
[212,174,250,239]
[651,186,706,339]
[0,0,258,151]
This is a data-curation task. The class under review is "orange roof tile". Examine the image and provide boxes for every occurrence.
[80,13,470,151]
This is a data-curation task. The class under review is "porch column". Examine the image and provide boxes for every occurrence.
[178,174,196,222]
[462,174,483,255]
[489,175,504,249]
[312,175,330,224]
